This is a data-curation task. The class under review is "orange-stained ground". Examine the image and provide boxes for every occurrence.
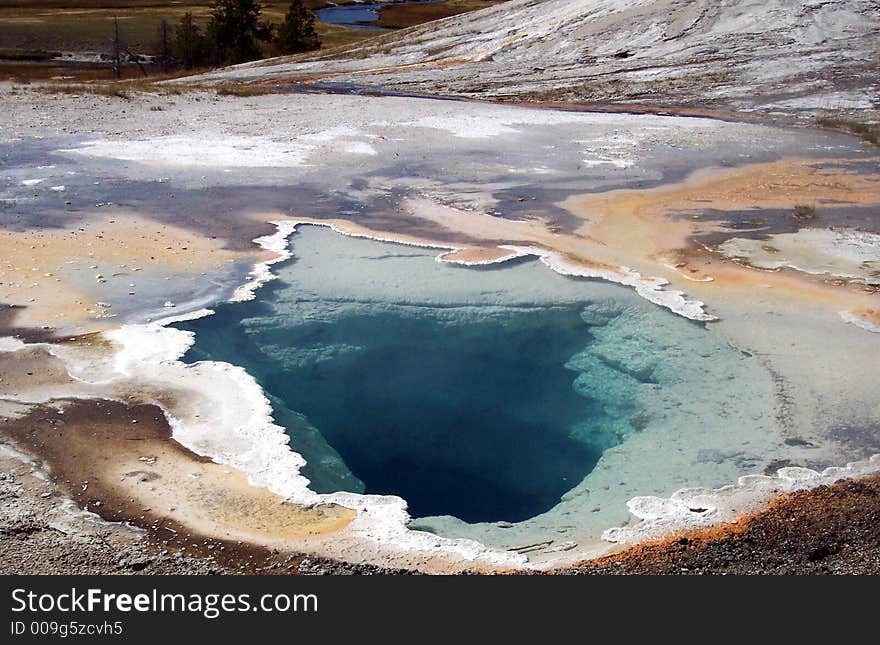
[268,157,880,327]
[0,213,257,332]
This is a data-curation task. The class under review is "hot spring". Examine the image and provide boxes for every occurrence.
[177,225,807,553]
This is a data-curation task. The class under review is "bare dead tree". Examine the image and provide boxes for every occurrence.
[113,17,121,79]
[110,16,148,79]
[124,46,148,77]
[157,19,172,73]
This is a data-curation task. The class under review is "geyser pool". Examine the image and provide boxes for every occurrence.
[177,225,784,549]
[190,297,612,522]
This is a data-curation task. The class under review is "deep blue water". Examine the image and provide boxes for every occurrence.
[173,222,792,532]
[315,3,388,30]
[180,299,605,523]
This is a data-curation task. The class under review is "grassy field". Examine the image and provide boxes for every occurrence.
[0,0,506,81]
[0,1,371,80]
[0,1,502,52]
[0,2,368,52]
[374,0,504,29]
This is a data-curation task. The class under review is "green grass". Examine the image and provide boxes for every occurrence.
[0,1,502,81]
[34,81,134,98]
[373,0,504,30]
[0,1,326,8]
[31,72,197,97]
[0,59,154,81]
[0,7,210,52]
[0,48,59,60]
[30,77,292,99]
[213,83,285,97]
[0,3,373,67]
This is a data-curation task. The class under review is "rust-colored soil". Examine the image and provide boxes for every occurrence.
[561,474,880,575]
[0,399,354,560]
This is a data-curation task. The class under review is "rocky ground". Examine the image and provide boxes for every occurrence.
[4,438,878,575]
[0,448,236,575]
[562,475,880,575]
[0,447,412,575]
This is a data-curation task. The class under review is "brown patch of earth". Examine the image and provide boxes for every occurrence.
[0,399,356,567]
[557,474,880,575]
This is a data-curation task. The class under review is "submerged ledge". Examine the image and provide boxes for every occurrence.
[240,219,717,322]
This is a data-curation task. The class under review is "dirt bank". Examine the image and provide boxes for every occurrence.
[561,474,880,575]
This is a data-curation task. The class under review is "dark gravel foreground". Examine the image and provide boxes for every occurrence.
[3,444,879,575]
[559,476,880,575]
[0,455,411,576]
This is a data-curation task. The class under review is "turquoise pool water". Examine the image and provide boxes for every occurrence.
[176,225,781,541]
[186,295,611,522]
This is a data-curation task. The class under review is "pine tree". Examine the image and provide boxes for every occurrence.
[209,0,269,64]
[275,0,321,55]
[112,17,121,79]
[173,12,208,69]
